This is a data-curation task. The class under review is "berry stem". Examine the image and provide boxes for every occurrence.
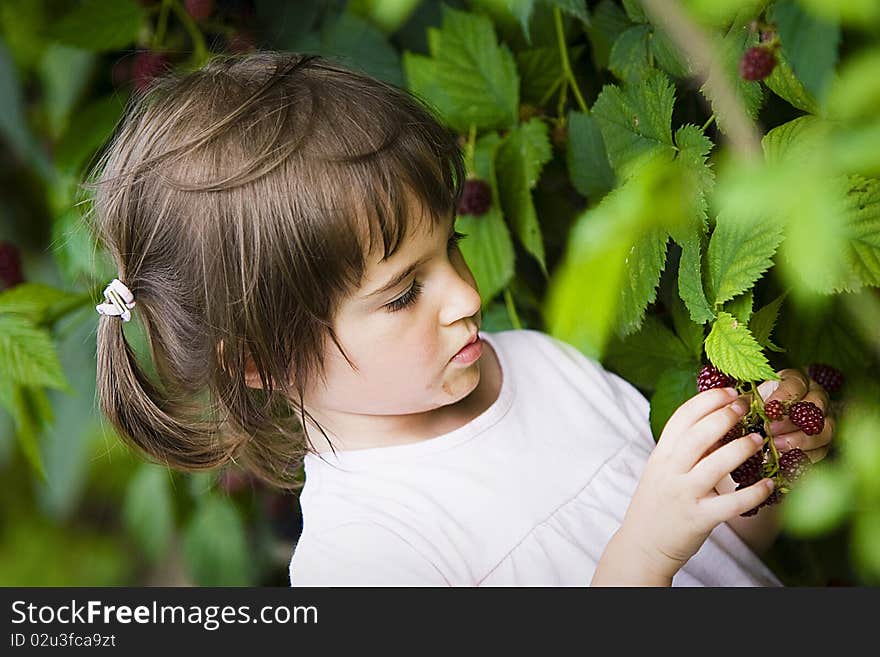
[464,123,476,175]
[170,0,208,67]
[553,7,588,115]
[701,113,716,132]
[153,0,172,49]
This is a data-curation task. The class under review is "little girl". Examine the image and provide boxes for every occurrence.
[90,52,832,587]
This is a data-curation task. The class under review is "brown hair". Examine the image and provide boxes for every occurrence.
[87,51,466,491]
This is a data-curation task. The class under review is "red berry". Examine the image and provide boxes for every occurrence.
[457,178,492,216]
[731,450,764,485]
[790,401,825,435]
[808,363,844,394]
[764,399,786,421]
[737,482,783,517]
[739,46,777,81]
[697,364,736,392]
[132,50,170,94]
[779,448,812,483]
[185,0,214,21]
[0,241,24,289]
[721,421,746,444]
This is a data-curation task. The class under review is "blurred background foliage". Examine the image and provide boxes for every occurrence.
[0,0,878,586]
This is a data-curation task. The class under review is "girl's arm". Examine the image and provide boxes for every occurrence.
[715,474,781,556]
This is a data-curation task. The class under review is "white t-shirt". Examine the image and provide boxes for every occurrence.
[288,328,783,587]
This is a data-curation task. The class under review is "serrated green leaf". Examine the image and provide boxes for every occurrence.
[705,311,778,382]
[650,26,691,79]
[622,0,647,22]
[566,110,616,198]
[780,464,855,536]
[495,119,552,277]
[182,496,254,586]
[403,5,519,132]
[459,132,516,306]
[768,0,839,109]
[0,283,78,323]
[707,209,785,306]
[649,365,700,440]
[517,44,585,105]
[318,9,403,86]
[586,0,630,70]
[748,291,787,353]
[615,227,669,337]
[839,175,880,288]
[0,382,48,481]
[764,47,820,115]
[676,231,715,324]
[609,24,652,85]
[603,314,696,391]
[0,315,71,392]
[47,0,145,52]
[123,464,174,565]
[725,289,753,324]
[592,69,677,179]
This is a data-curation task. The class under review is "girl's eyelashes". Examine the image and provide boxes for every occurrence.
[384,231,467,313]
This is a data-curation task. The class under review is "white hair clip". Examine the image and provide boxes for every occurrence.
[95,278,136,322]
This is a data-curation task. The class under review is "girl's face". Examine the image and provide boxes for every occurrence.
[299,195,484,452]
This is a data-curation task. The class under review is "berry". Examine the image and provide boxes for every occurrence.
[790,401,825,436]
[0,241,24,289]
[745,418,768,438]
[132,50,170,94]
[457,178,492,216]
[185,0,214,21]
[808,363,844,394]
[739,46,777,81]
[779,448,812,483]
[731,450,764,485]
[697,364,736,392]
[722,421,745,444]
[737,482,783,517]
[764,399,786,421]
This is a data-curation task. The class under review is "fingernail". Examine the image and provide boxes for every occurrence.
[732,401,747,414]
[765,479,775,492]
[751,433,763,446]
[725,387,739,397]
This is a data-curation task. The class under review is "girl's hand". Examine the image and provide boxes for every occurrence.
[617,386,776,580]
[758,368,835,464]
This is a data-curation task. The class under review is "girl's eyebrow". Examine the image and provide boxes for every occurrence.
[362,214,456,300]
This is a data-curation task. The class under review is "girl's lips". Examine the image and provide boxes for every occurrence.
[451,337,482,364]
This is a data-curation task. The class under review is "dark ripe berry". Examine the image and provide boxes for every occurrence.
[722,422,745,444]
[739,46,777,81]
[745,418,767,438]
[790,401,825,435]
[458,178,492,216]
[132,50,170,94]
[808,363,845,394]
[731,450,764,485]
[185,0,214,21]
[0,241,24,289]
[779,448,812,483]
[697,364,736,392]
[760,488,784,508]
[764,399,786,421]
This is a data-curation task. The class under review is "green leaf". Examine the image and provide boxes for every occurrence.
[748,291,787,353]
[622,0,647,22]
[603,315,696,392]
[586,0,630,71]
[495,118,553,278]
[609,24,652,85]
[402,5,519,132]
[839,175,880,289]
[54,94,127,174]
[725,289,753,324]
[317,9,404,86]
[706,209,785,306]
[548,0,591,25]
[669,288,705,359]
[768,0,839,109]
[780,464,855,536]
[459,132,516,306]
[592,69,677,179]
[0,39,50,179]
[764,47,820,115]
[182,496,254,586]
[705,311,778,382]
[700,27,764,136]
[0,315,71,392]
[0,283,79,324]
[615,227,669,337]
[853,509,880,581]
[676,231,715,324]
[566,110,616,198]
[47,0,146,52]
[0,382,48,481]
[517,44,585,106]
[650,26,691,79]
[123,464,174,565]
[39,44,95,139]
[649,365,700,440]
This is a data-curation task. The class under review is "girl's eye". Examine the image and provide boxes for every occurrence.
[384,231,468,313]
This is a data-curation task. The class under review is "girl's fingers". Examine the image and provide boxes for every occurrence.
[676,398,752,471]
[689,433,764,494]
[768,388,831,435]
[659,387,740,454]
[697,477,776,524]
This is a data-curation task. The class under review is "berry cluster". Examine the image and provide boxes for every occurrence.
[697,362,825,517]
[808,363,845,394]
